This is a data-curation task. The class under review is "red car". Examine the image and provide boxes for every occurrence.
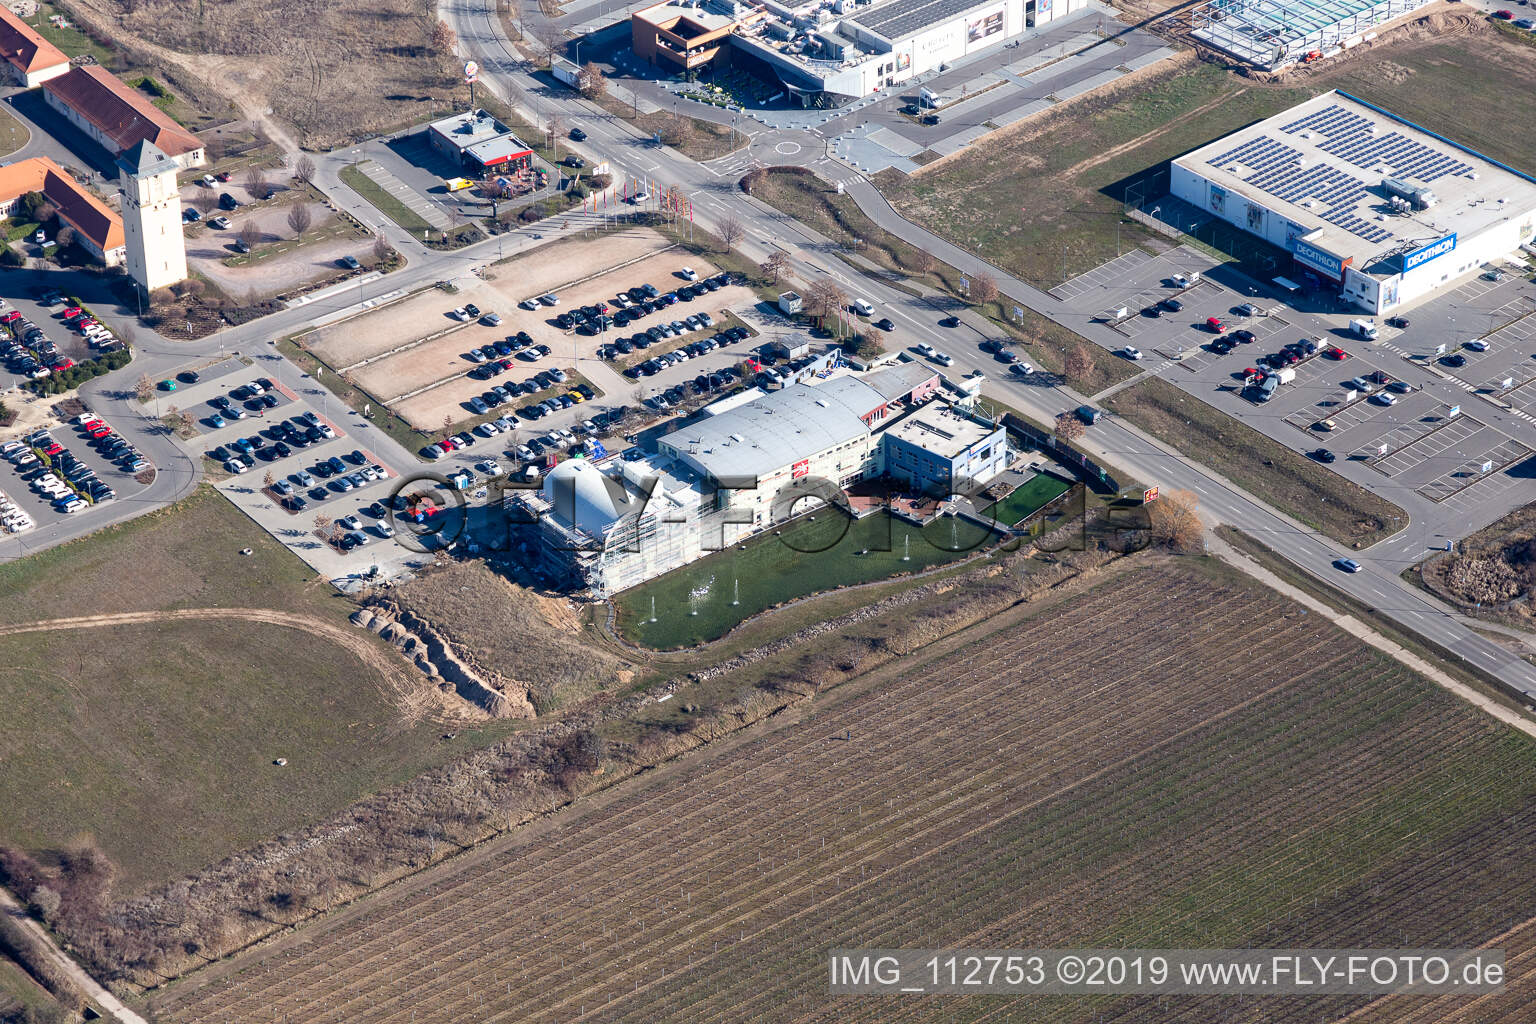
[215,171,232,182]
[2,310,22,324]
[61,306,82,319]
[1326,346,1348,360]
[1206,316,1224,332]
[42,442,62,456]
[75,319,97,332]
[50,358,74,371]
[1493,9,1514,18]
[88,426,110,439]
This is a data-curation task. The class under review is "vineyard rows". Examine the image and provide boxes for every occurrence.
[152,568,1536,1024]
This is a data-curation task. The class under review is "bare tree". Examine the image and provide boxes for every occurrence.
[910,248,937,276]
[243,165,271,200]
[191,193,217,217]
[372,233,392,264]
[135,374,153,402]
[805,278,848,321]
[1063,345,1095,382]
[237,221,261,251]
[54,224,75,250]
[263,469,276,488]
[578,61,607,101]
[716,213,744,253]
[1054,411,1085,443]
[442,414,455,441]
[287,204,313,239]
[294,154,316,183]
[968,271,998,306]
[430,19,457,58]
[761,250,788,284]
[660,114,692,148]
[1148,487,1203,552]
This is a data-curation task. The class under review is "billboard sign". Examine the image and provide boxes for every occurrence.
[792,459,809,479]
[966,8,1004,43]
[1292,238,1347,279]
[1142,487,1159,504]
[1402,232,1457,273]
[463,60,480,83]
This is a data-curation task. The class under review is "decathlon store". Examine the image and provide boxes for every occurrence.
[1170,90,1536,315]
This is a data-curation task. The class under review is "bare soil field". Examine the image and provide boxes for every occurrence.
[66,0,461,149]
[147,562,1536,1024]
[483,227,677,304]
[881,16,1536,288]
[303,284,504,368]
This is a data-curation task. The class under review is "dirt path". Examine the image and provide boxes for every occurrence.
[1208,532,1536,741]
[0,608,438,722]
[0,887,148,1024]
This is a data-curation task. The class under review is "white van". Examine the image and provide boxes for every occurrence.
[852,298,875,317]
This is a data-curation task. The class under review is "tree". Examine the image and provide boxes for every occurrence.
[191,192,217,217]
[716,213,744,254]
[294,154,316,183]
[442,414,454,441]
[28,884,60,923]
[244,165,271,200]
[54,224,75,250]
[238,221,261,251]
[660,115,692,148]
[135,373,153,402]
[1147,487,1203,552]
[910,248,937,276]
[805,278,847,322]
[1054,411,1085,443]
[372,233,392,264]
[578,61,607,101]
[430,19,457,57]
[263,469,276,488]
[1063,345,1095,382]
[314,513,332,537]
[286,203,313,239]
[34,201,57,224]
[761,250,788,285]
[968,271,998,306]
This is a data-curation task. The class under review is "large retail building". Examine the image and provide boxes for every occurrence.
[632,0,1090,104]
[1171,91,1536,315]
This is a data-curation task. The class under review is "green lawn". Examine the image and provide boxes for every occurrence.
[980,472,1072,527]
[0,105,27,160]
[614,509,997,648]
[0,488,526,892]
[26,2,114,65]
[338,163,434,236]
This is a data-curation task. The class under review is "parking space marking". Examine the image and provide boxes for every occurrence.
[1368,416,1482,476]
[1048,249,1154,302]
[1415,437,1534,503]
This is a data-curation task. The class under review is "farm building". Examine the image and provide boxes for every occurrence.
[0,156,124,265]
[427,109,535,175]
[43,66,206,170]
[1190,0,1434,70]
[631,0,1091,105]
[0,5,66,87]
[1171,91,1536,315]
[517,361,1013,597]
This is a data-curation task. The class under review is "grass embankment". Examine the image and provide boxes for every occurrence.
[0,487,526,893]
[1104,376,1405,548]
[594,93,745,163]
[747,168,1136,393]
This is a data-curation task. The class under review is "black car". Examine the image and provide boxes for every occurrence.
[874,318,895,331]
[177,370,201,384]
[569,127,587,141]
[1311,448,1336,464]
[219,192,239,210]
[1441,353,1467,368]
[1232,329,1256,344]
[922,114,940,126]
[1386,316,1409,329]
[565,155,585,168]
[1141,305,1162,318]
[1160,298,1184,313]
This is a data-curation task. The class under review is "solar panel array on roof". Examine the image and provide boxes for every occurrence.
[1279,103,1474,183]
[1205,131,1391,244]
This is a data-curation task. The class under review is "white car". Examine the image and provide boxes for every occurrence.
[475,422,497,437]
[1121,346,1143,360]
[1373,392,1398,406]
[476,459,502,476]
[1010,362,1034,376]
[914,342,935,357]
[1466,339,1490,352]
[932,352,954,367]
[519,298,539,310]
[450,307,470,321]
[680,267,698,281]
[629,190,650,205]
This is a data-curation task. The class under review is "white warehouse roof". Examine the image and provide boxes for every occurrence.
[663,375,886,482]
[1174,91,1536,277]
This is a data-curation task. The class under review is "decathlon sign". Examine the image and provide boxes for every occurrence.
[1292,239,1347,279]
[1403,233,1457,273]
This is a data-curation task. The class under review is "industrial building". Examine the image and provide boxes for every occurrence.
[1171,91,1536,315]
[518,361,1010,596]
[427,109,535,175]
[632,0,1090,105]
[1189,0,1433,70]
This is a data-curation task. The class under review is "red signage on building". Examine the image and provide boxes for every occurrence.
[1143,486,1159,504]
[792,459,809,479]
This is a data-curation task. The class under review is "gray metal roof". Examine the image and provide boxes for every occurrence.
[117,139,176,178]
[850,0,995,41]
[662,376,885,482]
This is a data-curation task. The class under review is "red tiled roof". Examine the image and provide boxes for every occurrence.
[43,65,202,159]
[0,7,67,76]
[0,156,124,253]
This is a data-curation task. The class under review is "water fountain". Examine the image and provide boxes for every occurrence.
[901,534,910,562]
[731,576,740,606]
[950,517,958,550]
[648,595,658,623]
[688,576,715,617]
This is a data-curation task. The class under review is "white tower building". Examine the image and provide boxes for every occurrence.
[117,139,187,294]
